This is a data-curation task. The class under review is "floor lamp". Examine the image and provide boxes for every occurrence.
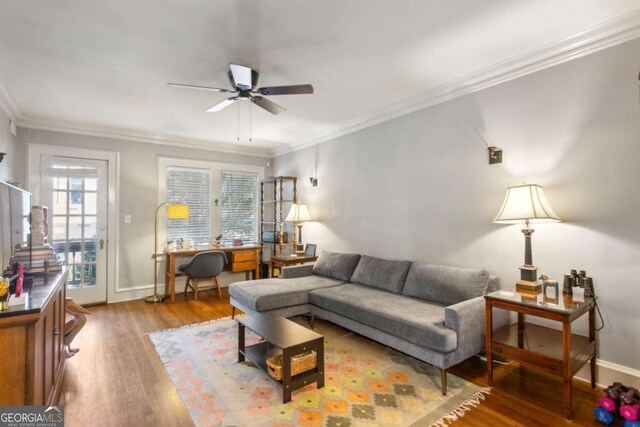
[285,203,312,254]
[493,184,561,292]
[145,202,189,303]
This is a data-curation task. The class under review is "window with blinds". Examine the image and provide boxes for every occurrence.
[220,171,258,245]
[165,166,211,241]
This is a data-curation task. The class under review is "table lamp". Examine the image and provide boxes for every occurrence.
[493,184,561,291]
[285,203,312,254]
[145,202,189,303]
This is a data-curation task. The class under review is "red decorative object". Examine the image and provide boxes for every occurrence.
[16,263,23,297]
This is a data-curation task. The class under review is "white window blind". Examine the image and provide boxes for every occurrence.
[165,166,211,241]
[220,171,258,245]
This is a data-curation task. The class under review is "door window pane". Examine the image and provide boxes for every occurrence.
[52,216,67,240]
[83,264,96,286]
[84,192,97,215]
[84,216,97,240]
[70,178,83,191]
[52,191,67,215]
[69,216,83,239]
[85,178,97,191]
[69,192,83,214]
[53,177,67,190]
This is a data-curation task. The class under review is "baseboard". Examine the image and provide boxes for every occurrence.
[575,359,640,388]
[108,274,240,303]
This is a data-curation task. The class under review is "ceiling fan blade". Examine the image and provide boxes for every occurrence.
[229,64,253,90]
[206,97,239,112]
[167,83,233,93]
[251,96,286,115]
[257,84,314,96]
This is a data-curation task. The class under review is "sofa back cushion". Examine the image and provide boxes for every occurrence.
[402,263,490,305]
[312,251,361,281]
[350,255,412,294]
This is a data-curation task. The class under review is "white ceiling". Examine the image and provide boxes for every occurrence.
[0,1,639,156]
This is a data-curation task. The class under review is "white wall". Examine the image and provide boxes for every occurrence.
[15,128,270,301]
[0,108,18,182]
[273,39,640,373]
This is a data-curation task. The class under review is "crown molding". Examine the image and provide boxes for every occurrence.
[2,10,639,158]
[17,115,272,158]
[272,9,640,157]
[0,71,22,122]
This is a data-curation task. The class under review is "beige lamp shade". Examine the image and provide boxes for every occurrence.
[285,203,312,222]
[493,184,561,224]
[167,204,189,220]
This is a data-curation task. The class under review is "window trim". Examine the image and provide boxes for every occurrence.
[158,157,264,246]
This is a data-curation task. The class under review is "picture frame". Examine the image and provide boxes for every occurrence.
[304,244,317,257]
[294,243,305,254]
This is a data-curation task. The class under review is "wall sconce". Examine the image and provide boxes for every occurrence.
[309,177,318,187]
[488,146,502,164]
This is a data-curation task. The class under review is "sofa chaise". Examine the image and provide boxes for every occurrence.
[229,251,506,395]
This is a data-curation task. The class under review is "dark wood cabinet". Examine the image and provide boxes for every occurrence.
[0,270,66,405]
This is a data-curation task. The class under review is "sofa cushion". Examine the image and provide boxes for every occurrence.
[310,284,456,353]
[312,251,361,281]
[229,275,346,312]
[402,263,490,306]
[350,255,412,294]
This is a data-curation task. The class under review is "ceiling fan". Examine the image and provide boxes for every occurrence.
[168,64,314,115]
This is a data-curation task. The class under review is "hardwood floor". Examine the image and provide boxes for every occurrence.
[60,290,603,426]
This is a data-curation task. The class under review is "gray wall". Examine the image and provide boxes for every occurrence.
[0,108,18,182]
[273,39,640,370]
[15,128,270,294]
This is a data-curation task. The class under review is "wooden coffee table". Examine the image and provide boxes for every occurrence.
[237,314,324,403]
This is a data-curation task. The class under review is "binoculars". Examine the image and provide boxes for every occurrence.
[563,269,595,298]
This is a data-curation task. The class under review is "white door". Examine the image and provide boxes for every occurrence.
[40,156,108,304]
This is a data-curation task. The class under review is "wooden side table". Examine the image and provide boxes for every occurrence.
[485,289,596,420]
[269,255,317,278]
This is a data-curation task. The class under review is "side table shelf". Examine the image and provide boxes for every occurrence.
[485,289,596,420]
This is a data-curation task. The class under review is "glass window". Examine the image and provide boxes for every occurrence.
[165,166,212,242]
[220,171,258,245]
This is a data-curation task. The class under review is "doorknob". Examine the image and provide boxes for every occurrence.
[100,239,105,249]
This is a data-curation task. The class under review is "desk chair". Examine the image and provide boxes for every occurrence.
[178,251,227,300]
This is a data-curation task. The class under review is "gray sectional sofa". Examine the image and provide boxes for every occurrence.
[229,251,505,395]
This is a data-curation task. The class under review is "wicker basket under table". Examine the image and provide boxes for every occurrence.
[267,351,317,380]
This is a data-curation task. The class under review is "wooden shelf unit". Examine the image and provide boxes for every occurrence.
[260,176,297,263]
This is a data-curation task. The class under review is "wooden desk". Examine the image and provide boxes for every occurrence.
[164,245,260,303]
[485,289,596,420]
[269,255,318,278]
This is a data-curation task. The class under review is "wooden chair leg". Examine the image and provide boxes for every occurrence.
[215,276,222,298]
[440,368,447,396]
[194,278,199,301]
[184,276,190,295]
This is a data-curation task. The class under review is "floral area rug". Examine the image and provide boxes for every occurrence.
[148,317,489,427]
